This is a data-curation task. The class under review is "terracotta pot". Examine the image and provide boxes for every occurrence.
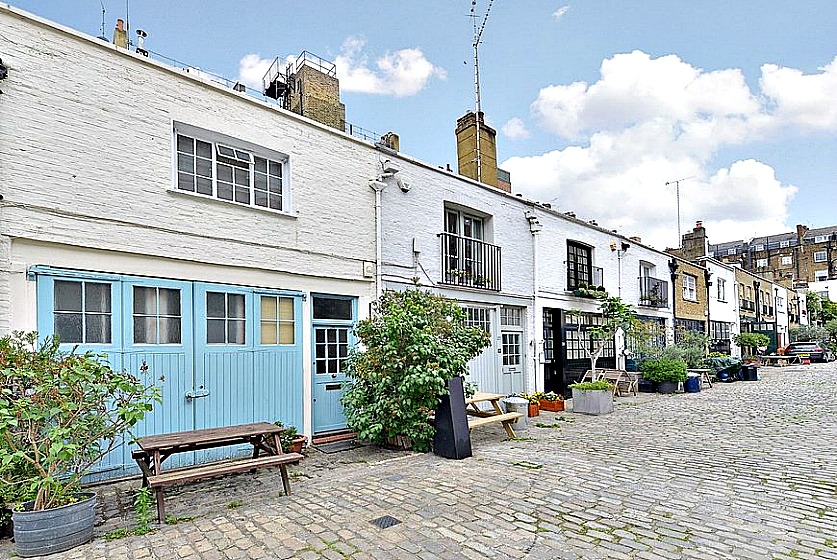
[289,435,307,454]
[527,403,540,417]
[539,399,565,412]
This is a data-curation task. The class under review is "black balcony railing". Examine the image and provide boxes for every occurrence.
[439,232,502,291]
[739,299,755,312]
[638,276,669,307]
[567,264,603,290]
[762,305,774,316]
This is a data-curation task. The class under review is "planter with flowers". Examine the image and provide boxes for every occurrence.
[538,391,565,412]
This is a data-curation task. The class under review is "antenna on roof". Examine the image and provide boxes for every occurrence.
[665,176,695,247]
[469,0,495,183]
[98,1,107,41]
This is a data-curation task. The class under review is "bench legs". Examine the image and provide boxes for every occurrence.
[280,464,292,496]
[155,488,166,524]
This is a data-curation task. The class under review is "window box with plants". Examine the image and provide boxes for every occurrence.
[0,332,160,557]
[538,391,565,412]
[568,381,615,415]
[571,282,609,300]
[640,358,687,394]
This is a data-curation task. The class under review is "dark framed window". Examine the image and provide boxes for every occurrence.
[53,280,112,344]
[313,297,353,321]
[133,287,182,344]
[567,242,592,289]
[206,292,246,344]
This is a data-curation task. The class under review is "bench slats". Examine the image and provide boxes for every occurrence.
[147,454,303,488]
[467,412,522,429]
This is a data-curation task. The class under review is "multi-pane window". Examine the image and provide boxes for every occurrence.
[814,235,828,243]
[815,270,828,281]
[710,321,731,340]
[814,251,827,262]
[727,248,736,255]
[260,296,294,345]
[781,256,792,265]
[754,244,764,251]
[53,280,112,344]
[717,278,726,302]
[780,240,790,248]
[500,307,522,327]
[176,132,287,211]
[314,327,349,374]
[756,258,768,267]
[206,292,246,344]
[464,307,491,334]
[564,313,615,361]
[501,333,521,366]
[567,242,593,289]
[682,274,697,301]
[133,287,181,344]
[542,310,554,362]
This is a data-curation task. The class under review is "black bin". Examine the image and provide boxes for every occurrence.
[741,364,758,381]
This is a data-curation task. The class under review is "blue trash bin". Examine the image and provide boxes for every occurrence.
[684,374,701,393]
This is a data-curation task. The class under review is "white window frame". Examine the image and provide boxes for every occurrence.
[814,251,827,263]
[754,244,764,252]
[815,270,828,281]
[717,278,726,302]
[172,123,292,215]
[814,235,828,243]
[727,248,736,256]
[755,258,767,267]
[780,240,790,248]
[781,256,792,265]
[682,274,697,302]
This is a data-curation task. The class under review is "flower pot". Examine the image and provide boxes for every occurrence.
[571,388,613,415]
[13,492,96,558]
[527,403,540,417]
[289,435,307,454]
[538,399,564,412]
[657,381,678,394]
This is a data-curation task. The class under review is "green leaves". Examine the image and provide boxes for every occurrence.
[0,331,161,510]
[341,289,491,452]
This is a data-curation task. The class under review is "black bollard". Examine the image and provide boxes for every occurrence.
[433,376,472,459]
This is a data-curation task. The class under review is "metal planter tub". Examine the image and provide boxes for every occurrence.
[12,492,96,558]
[571,388,614,415]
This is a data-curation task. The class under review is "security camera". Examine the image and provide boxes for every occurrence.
[397,177,411,193]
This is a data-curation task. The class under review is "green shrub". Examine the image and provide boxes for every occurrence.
[568,381,614,391]
[734,332,770,349]
[341,289,490,452]
[640,358,687,383]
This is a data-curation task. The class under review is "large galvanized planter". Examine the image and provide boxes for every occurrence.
[571,388,613,415]
[12,492,96,558]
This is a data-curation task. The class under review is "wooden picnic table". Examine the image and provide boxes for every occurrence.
[760,354,801,367]
[133,422,302,522]
[464,392,521,438]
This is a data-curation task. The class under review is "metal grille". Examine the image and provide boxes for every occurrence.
[370,515,402,529]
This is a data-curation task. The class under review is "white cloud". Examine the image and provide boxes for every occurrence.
[501,50,834,248]
[335,36,446,97]
[552,5,570,21]
[502,117,531,140]
[236,54,274,91]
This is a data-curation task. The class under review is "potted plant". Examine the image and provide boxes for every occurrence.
[640,358,687,394]
[568,381,614,415]
[519,393,541,417]
[0,332,160,557]
[538,391,565,412]
[274,423,307,454]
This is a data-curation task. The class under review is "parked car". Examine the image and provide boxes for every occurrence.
[784,342,835,362]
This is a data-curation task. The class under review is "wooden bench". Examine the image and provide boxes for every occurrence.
[134,422,302,522]
[467,411,523,432]
[464,392,523,438]
[580,369,638,397]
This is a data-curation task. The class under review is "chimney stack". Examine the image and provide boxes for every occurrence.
[679,219,708,259]
[113,19,128,49]
[455,111,499,189]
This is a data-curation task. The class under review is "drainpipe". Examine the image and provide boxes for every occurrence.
[526,210,543,392]
[369,179,387,300]
[668,259,679,342]
[704,268,712,351]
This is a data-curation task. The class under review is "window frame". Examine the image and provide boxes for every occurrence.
[716,278,726,302]
[781,256,792,265]
[814,250,827,263]
[682,274,697,302]
[756,258,768,267]
[173,123,292,215]
[815,270,828,281]
[780,240,790,248]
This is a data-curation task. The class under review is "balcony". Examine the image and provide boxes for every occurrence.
[638,276,669,308]
[762,305,774,316]
[567,264,604,291]
[739,299,756,312]
[439,232,502,291]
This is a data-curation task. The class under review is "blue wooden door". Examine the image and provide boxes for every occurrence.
[121,278,195,470]
[311,295,356,433]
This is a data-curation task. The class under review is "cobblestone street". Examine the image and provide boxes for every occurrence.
[4,363,837,560]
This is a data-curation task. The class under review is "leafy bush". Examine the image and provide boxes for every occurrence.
[640,358,687,383]
[520,393,541,404]
[341,289,490,452]
[734,332,770,350]
[568,381,614,391]
[0,332,160,510]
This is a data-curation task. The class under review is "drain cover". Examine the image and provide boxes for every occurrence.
[370,515,402,529]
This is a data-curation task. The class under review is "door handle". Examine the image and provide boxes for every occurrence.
[185,387,210,401]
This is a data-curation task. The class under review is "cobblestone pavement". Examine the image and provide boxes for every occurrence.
[3,363,836,559]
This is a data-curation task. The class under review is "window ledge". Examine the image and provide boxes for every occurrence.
[168,188,297,219]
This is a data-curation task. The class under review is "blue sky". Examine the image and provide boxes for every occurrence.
[11,1,837,248]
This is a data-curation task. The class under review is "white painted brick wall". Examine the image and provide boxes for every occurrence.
[0,7,378,286]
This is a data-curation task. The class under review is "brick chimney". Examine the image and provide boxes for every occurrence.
[679,220,708,259]
[455,111,499,189]
[796,224,809,243]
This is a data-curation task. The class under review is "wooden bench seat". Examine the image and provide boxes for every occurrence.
[147,453,302,522]
[580,369,638,397]
[467,411,522,430]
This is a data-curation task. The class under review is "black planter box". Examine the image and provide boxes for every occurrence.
[638,379,657,393]
[433,376,472,459]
